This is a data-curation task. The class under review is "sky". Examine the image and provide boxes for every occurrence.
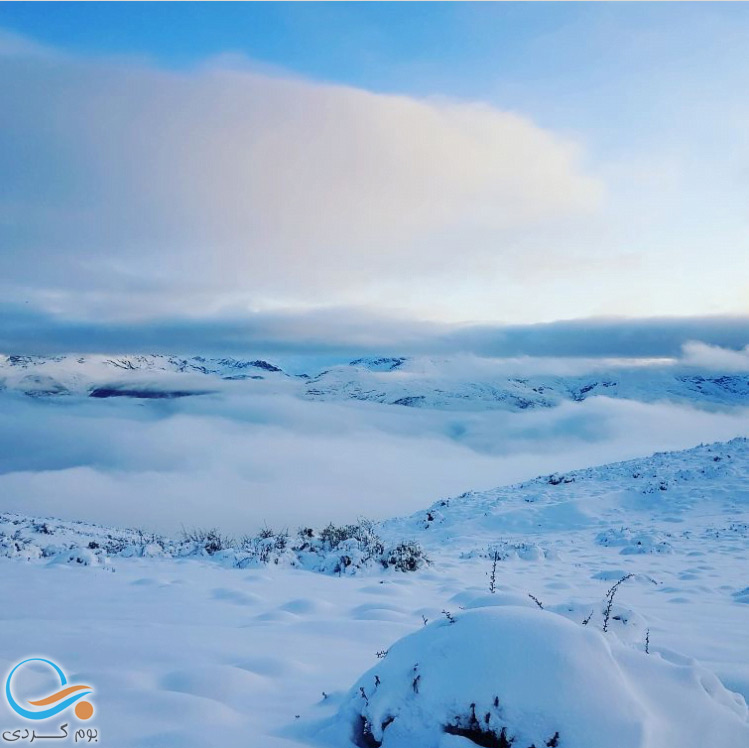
[1,2,748,354]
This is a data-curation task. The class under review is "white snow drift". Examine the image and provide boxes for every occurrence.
[314,605,749,748]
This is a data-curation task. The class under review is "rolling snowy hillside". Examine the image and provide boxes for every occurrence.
[2,438,749,746]
[383,436,749,553]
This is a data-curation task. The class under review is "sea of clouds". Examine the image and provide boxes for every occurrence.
[2,350,749,534]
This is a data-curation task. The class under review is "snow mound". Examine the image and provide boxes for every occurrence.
[321,606,749,748]
[595,527,673,555]
[460,540,554,562]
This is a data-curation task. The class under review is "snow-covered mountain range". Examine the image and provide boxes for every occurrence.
[2,352,749,410]
[0,354,288,398]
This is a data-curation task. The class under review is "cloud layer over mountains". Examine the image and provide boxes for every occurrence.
[2,302,749,366]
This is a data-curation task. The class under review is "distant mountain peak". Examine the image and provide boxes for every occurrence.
[349,356,406,371]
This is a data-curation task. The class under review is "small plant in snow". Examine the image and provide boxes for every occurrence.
[181,527,233,556]
[0,512,426,577]
[528,593,544,610]
[602,573,634,632]
[441,610,456,624]
[320,518,384,559]
[488,550,499,594]
[381,540,428,572]
[234,520,426,575]
[238,528,290,565]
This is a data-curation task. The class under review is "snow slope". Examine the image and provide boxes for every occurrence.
[382,436,749,554]
[1,438,749,746]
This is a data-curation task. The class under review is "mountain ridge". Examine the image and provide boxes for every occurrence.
[3,352,749,410]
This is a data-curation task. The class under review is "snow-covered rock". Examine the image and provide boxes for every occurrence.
[319,606,749,748]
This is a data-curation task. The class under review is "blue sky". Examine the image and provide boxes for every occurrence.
[0,3,748,351]
[3,3,746,133]
[0,3,597,81]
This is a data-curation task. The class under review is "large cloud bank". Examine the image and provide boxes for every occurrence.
[0,30,600,318]
[1,387,748,533]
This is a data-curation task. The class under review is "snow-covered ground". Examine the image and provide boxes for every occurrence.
[2,437,749,746]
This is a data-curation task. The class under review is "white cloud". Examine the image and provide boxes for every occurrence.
[0,33,602,317]
[681,341,749,372]
[1,390,747,533]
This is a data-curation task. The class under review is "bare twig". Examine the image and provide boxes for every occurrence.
[603,574,634,632]
[489,551,499,594]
